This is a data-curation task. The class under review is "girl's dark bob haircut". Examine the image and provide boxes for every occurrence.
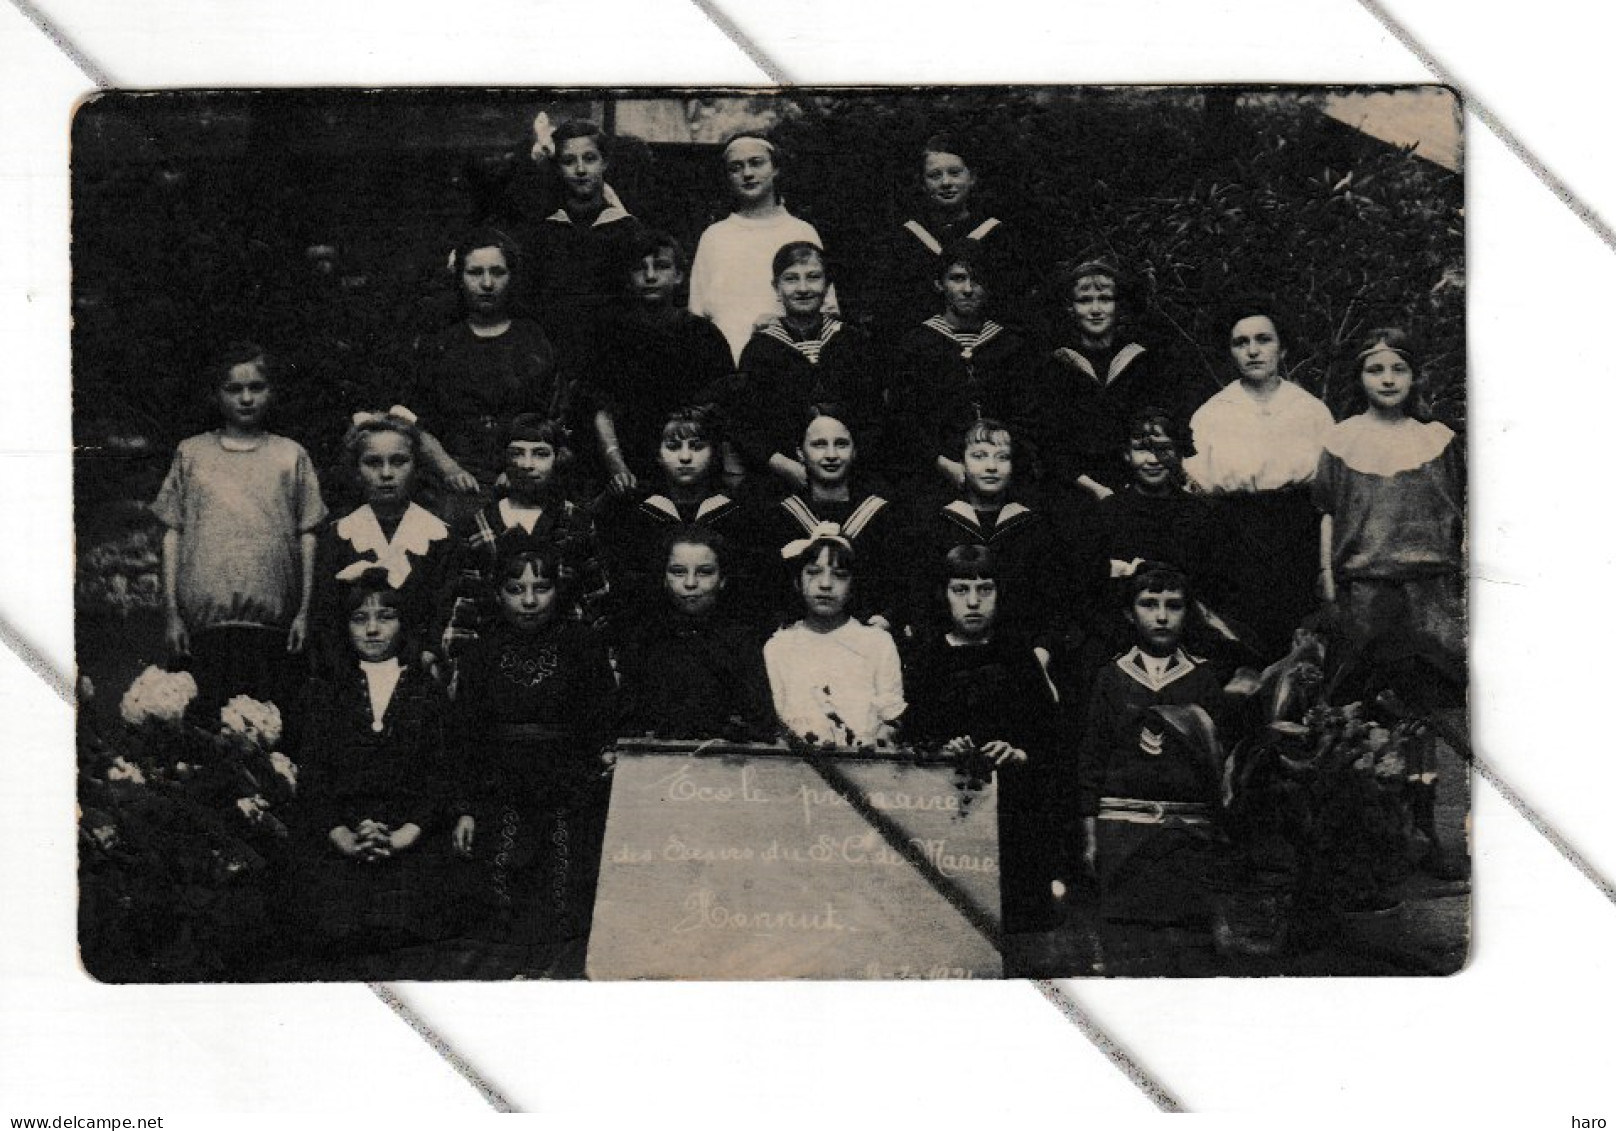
[503,413,572,459]
[790,535,856,572]
[494,545,576,611]
[339,568,422,664]
[1122,561,1193,606]
[338,566,407,615]
[1124,404,1195,461]
[662,523,728,573]
[210,342,273,389]
[942,543,999,582]
[960,417,1015,459]
[933,237,989,283]
[662,403,724,450]
[627,228,688,274]
[450,226,522,280]
[771,240,828,283]
[496,545,563,583]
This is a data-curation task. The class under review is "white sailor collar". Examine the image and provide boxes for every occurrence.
[1052,341,1147,386]
[334,503,449,587]
[546,183,633,227]
[641,493,734,523]
[941,498,1032,532]
[1116,646,1200,692]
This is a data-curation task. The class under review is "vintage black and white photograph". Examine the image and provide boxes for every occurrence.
[71,85,1469,983]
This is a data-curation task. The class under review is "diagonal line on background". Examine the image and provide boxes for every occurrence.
[367,983,519,1112]
[1033,980,1184,1111]
[685,0,791,84]
[5,0,112,88]
[1355,0,1616,254]
[6,611,513,1109]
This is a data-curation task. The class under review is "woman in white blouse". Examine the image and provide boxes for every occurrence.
[1184,306,1334,659]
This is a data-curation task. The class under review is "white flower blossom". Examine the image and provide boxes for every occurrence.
[220,696,284,749]
[118,666,198,727]
[269,751,298,792]
[235,795,269,823]
[106,756,146,784]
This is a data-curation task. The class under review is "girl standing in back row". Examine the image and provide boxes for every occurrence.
[688,133,839,364]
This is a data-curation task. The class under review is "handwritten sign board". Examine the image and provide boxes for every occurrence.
[586,746,1003,980]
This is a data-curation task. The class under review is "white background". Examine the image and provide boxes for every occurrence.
[4,1,1615,1124]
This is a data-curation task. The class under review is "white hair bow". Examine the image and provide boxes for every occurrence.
[781,520,852,561]
[350,405,418,429]
[530,111,556,162]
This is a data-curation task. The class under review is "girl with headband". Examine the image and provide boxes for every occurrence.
[1314,328,1466,877]
[688,132,840,364]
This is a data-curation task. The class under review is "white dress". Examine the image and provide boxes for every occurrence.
[763,620,905,746]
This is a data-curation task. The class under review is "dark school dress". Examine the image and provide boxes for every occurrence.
[289,663,472,960]
[890,317,1038,489]
[524,203,647,372]
[579,306,734,483]
[407,318,563,492]
[728,317,884,487]
[904,632,1065,935]
[1027,338,1218,494]
[616,609,776,741]
[454,619,618,948]
[596,489,762,635]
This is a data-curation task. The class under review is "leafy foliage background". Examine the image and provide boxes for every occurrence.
[70,86,1462,494]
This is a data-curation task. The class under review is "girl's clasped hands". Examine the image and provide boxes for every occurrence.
[331,817,422,861]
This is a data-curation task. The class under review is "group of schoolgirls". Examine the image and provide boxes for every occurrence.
[146,120,1466,969]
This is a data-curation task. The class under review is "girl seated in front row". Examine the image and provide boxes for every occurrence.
[452,546,617,959]
[291,569,471,974]
[757,405,904,633]
[617,525,776,741]
[309,408,452,681]
[764,531,905,749]
[904,545,1064,942]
